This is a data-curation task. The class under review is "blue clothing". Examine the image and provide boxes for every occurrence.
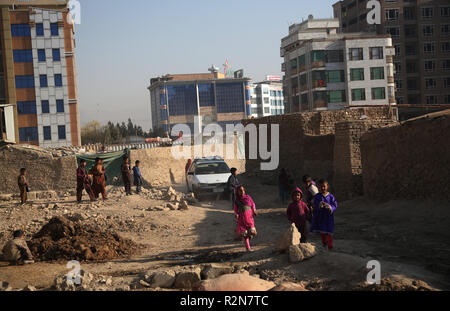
[133,166,142,185]
[310,192,337,235]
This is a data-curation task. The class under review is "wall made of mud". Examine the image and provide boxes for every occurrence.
[361,111,450,201]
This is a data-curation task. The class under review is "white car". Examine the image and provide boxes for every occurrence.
[186,157,231,198]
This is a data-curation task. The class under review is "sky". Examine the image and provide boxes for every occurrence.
[76,0,337,131]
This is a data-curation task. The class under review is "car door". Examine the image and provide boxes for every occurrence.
[186,164,195,191]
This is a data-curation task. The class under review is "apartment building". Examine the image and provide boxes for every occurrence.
[0,0,80,147]
[281,16,396,113]
[333,0,450,119]
[148,70,251,135]
[250,78,284,118]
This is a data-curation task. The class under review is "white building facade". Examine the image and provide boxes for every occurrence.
[281,17,396,113]
[250,79,284,118]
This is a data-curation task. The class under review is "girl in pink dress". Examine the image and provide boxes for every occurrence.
[234,185,257,251]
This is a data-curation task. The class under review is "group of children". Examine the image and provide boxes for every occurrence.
[121,157,143,196]
[232,175,337,252]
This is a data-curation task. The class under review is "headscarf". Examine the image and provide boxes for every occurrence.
[291,187,303,201]
[235,185,254,207]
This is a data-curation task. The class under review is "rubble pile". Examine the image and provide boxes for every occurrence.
[28,216,140,261]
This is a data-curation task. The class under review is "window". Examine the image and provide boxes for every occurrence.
[385,9,399,21]
[198,84,214,107]
[40,75,48,87]
[442,24,450,35]
[15,76,35,88]
[405,44,417,56]
[423,25,434,36]
[298,55,306,68]
[326,50,344,63]
[327,90,346,103]
[386,27,400,38]
[17,101,37,114]
[405,25,417,37]
[58,125,66,140]
[350,68,364,81]
[424,42,435,53]
[371,67,384,80]
[326,70,345,83]
[50,23,59,36]
[422,7,433,19]
[443,60,450,71]
[299,74,307,86]
[43,126,51,141]
[444,77,450,88]
[394,45,401,56]
[38,49,46,62]
[369,47,383,60]
[11,24,31,37]
[404,7,416,20]
[41,100,50,113]
[52,49,61,61]
[425,78,436,89]
[407,78,419,90]
[351,88,365,101]
[372,87,386,100]
[56,100,64,113]
[19,127,38,142]
[424,60,436,72]
[290,58,297,69]
[264,107,270,114]
[349,48,363,61]
[426,95,437,105]
[55,74,63,87]
[13,50,33,63]
[394,62,402,74]
[311,50,326,62]
[442,6,450,18]
[215,83,245,113]
[36,23,44,36]
[395,80,402,90]
[442,42,450,53]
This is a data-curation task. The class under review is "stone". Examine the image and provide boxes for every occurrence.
[178,201,189,211]
[289,245,305,263]
[270,282,308,291]
[167,203,179,210]
[22,285,37,291]
[174,268,201,289]
[194,273,276,291]
[139,280,151,288]
[0,281,9,289]
[150,270,176,288]
[115,285,131,291]
[274,223,301,253]
[201,263,234,280]
[298,243,317,259]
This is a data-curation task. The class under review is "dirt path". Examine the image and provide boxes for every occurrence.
[0,179,449,291]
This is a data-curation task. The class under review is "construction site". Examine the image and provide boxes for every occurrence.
[0,107,449,292]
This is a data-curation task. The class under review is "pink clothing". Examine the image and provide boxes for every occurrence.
[234,188,256,235]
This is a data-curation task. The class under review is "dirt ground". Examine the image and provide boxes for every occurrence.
[0,174,449,291]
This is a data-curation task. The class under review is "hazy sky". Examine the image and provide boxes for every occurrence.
[76,0,336,131]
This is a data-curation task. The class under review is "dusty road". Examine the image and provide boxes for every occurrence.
[0,175,449,291]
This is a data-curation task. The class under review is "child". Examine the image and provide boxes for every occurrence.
[133,160,143,194]
[302,175,319,213]
[89,158,107,200]
[234,185,257,252]
[121,157,132,195]
[227,168,239,208]
[17,168,29,205]
[310,179,337,250]
[76,159,95,203]
[287,187,311,243]
[2,230,34,265]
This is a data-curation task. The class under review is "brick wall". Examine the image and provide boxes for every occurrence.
[361,110,450,201]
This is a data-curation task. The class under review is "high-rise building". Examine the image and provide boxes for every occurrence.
[0,0,80,146]
[148,70,251,136]
[333,0,450,120]
[281,16,396,113]
[250,78,284,118]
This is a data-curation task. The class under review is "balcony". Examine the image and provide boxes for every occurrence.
[314,100,328,109]
[311,61,325,69]
[312,80,327,88]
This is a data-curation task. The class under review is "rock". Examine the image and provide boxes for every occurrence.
[274,223,301,253]
[201,263,234,280]
[270,282,308,291]
[139,280,151,288]
[178,201,189,211]
[298,243,317,259]
[289,245,305,263]
[174,268,201,289]
[167,203,179,210]
[22,285,37,291]
[0,194,13,202]
[149,270,176,288]
[194,273,276,291]
[115,285,131,291]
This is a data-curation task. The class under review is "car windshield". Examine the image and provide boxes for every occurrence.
[195,162,230,175]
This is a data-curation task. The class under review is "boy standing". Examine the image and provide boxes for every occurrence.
[76,159,95,202]
[133,160,143,194]
[227,168,239,208]
[89,158,107,200]
[121,157,133,195]
[17,168,29,205]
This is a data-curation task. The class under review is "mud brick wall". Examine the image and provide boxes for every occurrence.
[361,110,450,201]
[0,146,78,194]
[242,107,397,191]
